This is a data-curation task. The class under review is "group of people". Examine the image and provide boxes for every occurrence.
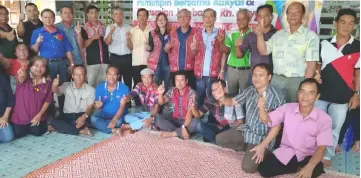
[0,2,359,178]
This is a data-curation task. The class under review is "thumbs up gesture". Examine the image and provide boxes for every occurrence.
[255,18,265,36]
[95,96,104,109]
[19,13,26,22]
[257,91,267,110]
[157,81,165,95]
[314,70,322,84]
[164,38,172,51]
[216,30,225,43]
[17,65,27,82]
[190,35,197,52]
[75,21,82,34]
[36,33,43,44]
[6,29,15,41]
[52,74,60,87]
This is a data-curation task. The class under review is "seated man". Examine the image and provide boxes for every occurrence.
[156,70,200,139]
[253,78,332,178]
[50,65,94,136]
[90,66,129,134]
[191,79,244,144]
[217,63,285,173]
[121,68,159,135]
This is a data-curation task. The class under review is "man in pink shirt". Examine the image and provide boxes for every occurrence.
[251,78,332,178]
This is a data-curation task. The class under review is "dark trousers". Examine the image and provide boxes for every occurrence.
[338,107,360,144]
[258,154,325,178]
[196,76,216,107]
[198,121,230,143]
[110,53,132,91]
[51,113,85,135]
[155,113,200,139]
[12,121,47,138]
[170,70,196,90]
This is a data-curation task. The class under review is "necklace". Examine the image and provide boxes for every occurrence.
[32,78,43,92]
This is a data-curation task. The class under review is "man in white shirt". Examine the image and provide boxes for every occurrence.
[105,6,132,91]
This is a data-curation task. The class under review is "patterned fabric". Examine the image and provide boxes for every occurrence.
[129,82,158,112]
[25,131,351,178]
[164,87,196,119]
[84,21,106,64]
[233,85,285,149]
[147,30,168,71]
[265,25,319,77]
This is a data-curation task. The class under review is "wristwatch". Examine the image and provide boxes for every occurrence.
[353,90,360,95]
[83,113,89,118]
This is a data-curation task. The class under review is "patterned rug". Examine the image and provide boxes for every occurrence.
[25,131,356,178]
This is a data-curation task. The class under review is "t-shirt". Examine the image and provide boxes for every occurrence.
[23,20,43,46]
[224,29,251,67]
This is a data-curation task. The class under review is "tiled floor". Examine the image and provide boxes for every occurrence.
[0,130,359,177]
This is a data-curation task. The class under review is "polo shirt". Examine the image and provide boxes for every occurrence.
[0,25,18,58]
[105,24,132,56]
[319,35,360,104]
[81,27,109,66]
[240,26,277,70]
[55,22,83,64]
[265,25,319,77]
[30,27,73,59]
[95,81,129,118]
[129,25,151,66]
[0,73,14,117]
[224,29,251,67]
[176,27,192,70]
[202,27,218,76]
[59,82,95,113]
[22,20,43,46]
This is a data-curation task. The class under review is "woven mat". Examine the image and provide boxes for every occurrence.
[25,131,355,178]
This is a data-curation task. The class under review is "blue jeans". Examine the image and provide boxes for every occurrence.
[0,124,14,143]
[90,110,124,134]
[124,112,150,130]
[315,100,348,160]
[47,58,69,82]
[197,121,230,144]
[196,76,216,107]
[154,65,171,91]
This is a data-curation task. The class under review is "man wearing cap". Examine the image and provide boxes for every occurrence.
[121,68,159,135]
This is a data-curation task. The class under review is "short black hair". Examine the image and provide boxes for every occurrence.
[203,8,217,18]
[335,8,357,22]
[298,78,320,94]
[60,4,73,14]
[286,2,305,15]
[86,5,99,14]
[252,63,272,75]
[257,4,273,14]
[14,42,30,54]
[211,79,226,88]
[25,3,38,10]
[41,8,55,18]
[72,64,87,75]
[0,5,9,14]
[137,8,149,17]
[106,65,119,75]
[173,70,188,81]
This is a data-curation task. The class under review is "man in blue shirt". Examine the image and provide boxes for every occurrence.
[91,66,129,134]
[55,5,83,65]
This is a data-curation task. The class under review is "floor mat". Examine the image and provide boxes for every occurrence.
[25,131,355,178]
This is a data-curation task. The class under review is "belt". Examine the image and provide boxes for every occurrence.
[47,57,67,63]
[110,53,131,57]
[228,65,250,70]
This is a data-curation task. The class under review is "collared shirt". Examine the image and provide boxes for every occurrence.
[148,31,170,67]
[130,25,151,66]
[164,87,196,119]
[176,27,192,70]
[55,22,83,65]
[23,20,43,46]
[0,73,14,117]
[11,76,53,125]
[129,82,158,112]
[240,26,277,69]
[0,25,18,58]
[319,35,360,104]
[233,85,285,148]
[31,27,73,59]
[95,81,129,118]
[268,103,333,165]
[265,25,319,77]
[202,27,218,76]
[105,24,132,56]
[199,95,244,127]
[59,82,95,113]
[225,29,251,67]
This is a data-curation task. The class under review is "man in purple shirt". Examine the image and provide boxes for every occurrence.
[235,4,277,85]
[251,78,332,178]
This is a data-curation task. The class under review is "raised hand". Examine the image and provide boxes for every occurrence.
[157,81,165,95]
[93,28,100,40]
[17,65,27,79]
[110,23,117,32]
[190,35,197,52]
[19,13,26,22]
[36,33,43,44]
[75,21,82,34]
[6,29,15,41]
[255,18,264,36]
[257,93,266,110]
[164,38,172,51]
[235,36,243,47]
[52,74,60,87]
[314,70,322,84]
[95,96,103,109]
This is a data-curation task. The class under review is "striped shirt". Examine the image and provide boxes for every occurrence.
[234,85,285,149]
[129,82,158,112]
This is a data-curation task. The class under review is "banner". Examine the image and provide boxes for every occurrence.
[133,0,323,34]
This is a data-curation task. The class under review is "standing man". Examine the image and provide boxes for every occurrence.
[314,9,360,166]
[164,9,198,90]
[55,5,84,65]
[224,9,252,96]
[193,8,225,106]
[17,3,43,46]
[236,4,277,85]
[105,6,132,91]
[0,5,18,59]
[127,8,151,88]
[256,2,319,102]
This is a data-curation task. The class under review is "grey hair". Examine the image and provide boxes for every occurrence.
[237,8,251,19]
[203,8,217,18]
[111,6,123,14]
[177,8,191,18]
